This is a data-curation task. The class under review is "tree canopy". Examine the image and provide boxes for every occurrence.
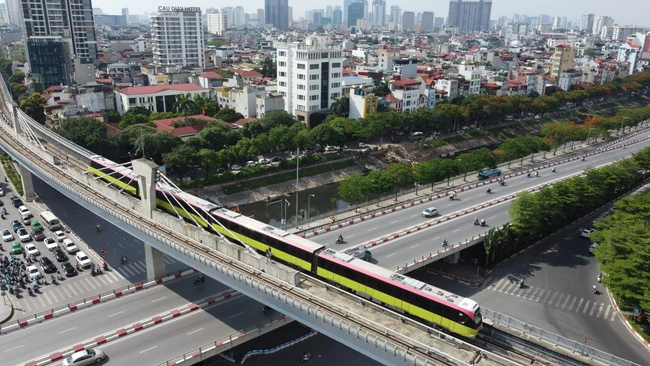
[20,93,47,125]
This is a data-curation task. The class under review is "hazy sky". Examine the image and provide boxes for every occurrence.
[93,0,647,26]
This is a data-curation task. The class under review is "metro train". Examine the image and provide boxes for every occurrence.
[88,155,483,337]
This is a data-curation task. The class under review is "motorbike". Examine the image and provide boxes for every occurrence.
[335,237,344,244]
[593,286,598,294]
[480,220,487,227]
[519,281,525,289]
[486,188,491,194]
[103,263,109,271]
[120,256,128,264]
[57,274,63,281]
[301,353,311,363]
[552,167,556,173]
[27,287,33,296]
[194,276,205,285]
[597,274,602,283]
[473,219,480,226]
[499,181,506,186]
[33,284,39,293]
[527,172,531,177]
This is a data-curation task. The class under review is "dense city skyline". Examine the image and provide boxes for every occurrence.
[87,0,647,26]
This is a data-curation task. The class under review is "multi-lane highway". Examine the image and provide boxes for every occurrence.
[310,130,650,270]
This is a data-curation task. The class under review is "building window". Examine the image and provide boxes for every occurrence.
[310,64,319,70]
[297,94,306,100]
[297,104,305,111]
[279,51,286,56]
[310,85,319,90]
[279,71,286,77]
[298,74,306,80]
[321,52,328,58]
[310,105,319,111]
[332,62,341,68]
[331,82,340,88]
[332,72,341,78]
[279,81,286,87]
[297,84,305,90]
[331,92,340,99]
[309,95,319,101]
[297,63,306,69]
[309,74,319,80]
[279,61,286,67]
[128,98,136,105]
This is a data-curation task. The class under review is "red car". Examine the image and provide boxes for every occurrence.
[31,228,46,241]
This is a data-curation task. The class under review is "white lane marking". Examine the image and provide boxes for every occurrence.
[367,227,377,232]
[187,328,203,336]
[410,244,419,248]
[389,221,399,224]
[596,304,604,318]
[108,311,124,318]
[432,236,440,240]
[452,229,460,233]
[611,310,616,321]
[561,295,571,309]
[568,296,578,311]
[575,298,584,313]
[488,216,495,220]
[346,235,355,239]
[229,312,243,319]
[152,296,167,303]
[140,346,157,354]
[58,327,76,334]
[582,300,591,314]
[386,253,395,258]
[604,305,611,320]
[3,345,23,353]
[410,214,418,218]
[535,289,545,302]
[589,302,598,316]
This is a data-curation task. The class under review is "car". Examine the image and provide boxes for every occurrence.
[27,265,41,281]
[22,216,31,226]
[44,237,58,251]
[581,228,596,238]
[358,142,368,148]
[18,205,31,218]
[54,230,67,242]
[24,243,39,256]
[421,207,439,217]
[1,229,13,242]
[75,251,92,268]
[0,187,4,196]
[31,220,43,231]
[231,164,242,171]
[216,167,225,174]
[17,228,31,242]
[63,238,78,253]
[271,156,283,162]
[40,257,57,273]
[11,241,22,255]
[62,348,105,366]
[31,228,46,241]
[11,197,23,208]
[589,242,599,253]
[246,160,257,167]
[258,158,271,165]
[313,147,324,153]
[12,220,23,232]
[325,146,338,152]
[61,262,77,277]
[53,248,69,262]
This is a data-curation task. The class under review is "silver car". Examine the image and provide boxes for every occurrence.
[62,348,105,365]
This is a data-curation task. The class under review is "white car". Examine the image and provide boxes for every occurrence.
[75,251,92,269]
[24,243,40,256]
[17,228,31,242]
[325,146,338,151]
[258,158,271,165]
[581,228,596,238]
[1,229,13,242]
[62,238,78,254]
[231,164,242,171]
[246,160,257,167]
[358,142,369,148]
[18,205,31,218]
[589,242,599,252]
[44,237,58,251]
[27,265,41,281]
[62,348,105,366]
[54,230,67,242]
[421,207,439,217]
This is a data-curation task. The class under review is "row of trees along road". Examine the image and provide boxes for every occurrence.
[480,146,650,270]
[337,104,650,207]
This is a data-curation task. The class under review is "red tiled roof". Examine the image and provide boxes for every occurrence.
[45,86,63,93]
[200,71,223,79]
[106,123,121,136]
[170,125,205,136]
[232,117,258,126]
[153,114,217,131]
[118,84,206,96]
[231,69,263,78]
[420,76,436,86]
[392,78,421,87]
[384,93,400,102]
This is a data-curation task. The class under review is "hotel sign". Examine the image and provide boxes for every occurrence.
[157,6,201,12]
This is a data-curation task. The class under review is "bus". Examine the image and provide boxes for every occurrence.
[478,169,502,181]
[39,211,62,231]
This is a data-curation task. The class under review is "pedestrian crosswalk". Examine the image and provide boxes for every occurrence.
[487,278,618,322]
[112,256,179,278]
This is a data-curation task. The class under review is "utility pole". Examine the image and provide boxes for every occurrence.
[295,147,300,227]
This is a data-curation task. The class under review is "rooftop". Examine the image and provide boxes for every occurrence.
[117,84,206,96]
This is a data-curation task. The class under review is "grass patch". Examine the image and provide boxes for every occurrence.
[1,154,23,196]
[424,139,448,149]
[222,160,356,195]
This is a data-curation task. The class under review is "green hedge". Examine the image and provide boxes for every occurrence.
[626,315,650,343]
[1,154,24,196]
[222,160,356,195]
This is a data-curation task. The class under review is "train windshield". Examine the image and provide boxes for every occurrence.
[474,308,483,327]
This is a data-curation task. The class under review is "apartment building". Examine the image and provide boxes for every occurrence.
[349,87,379,119]
[387,78,421,112]
[151,7,205,69]
[550,45,575,77]
[207,11,229,35]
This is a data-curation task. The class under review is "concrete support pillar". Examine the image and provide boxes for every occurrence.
[144,243,166,279]
[18,164,35,202]
[450,250,460,264]
[132,158,158,218]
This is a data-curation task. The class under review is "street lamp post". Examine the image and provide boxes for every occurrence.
[414,182,419,195]
[307,194,315,227]
[586,127,595,144]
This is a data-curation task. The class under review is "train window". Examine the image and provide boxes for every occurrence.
[366,276,378,290]
[356,271,367,285]
[457,312,468,325]
[391,286,404,299]
[429,301,443,316]
[377,280,393,295]
[402,290,415,304]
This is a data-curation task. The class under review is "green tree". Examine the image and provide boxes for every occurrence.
[215,107,244,123]
[175,93,198,119]
[135,132,183,164]
[293,129,313,149]
[10,83,27,99]
[308,123,345,146]
[330,97,350,117]
[20,93,47,124]
[163,144,200,176]
[508,191,543,235]
[123,106,151,117]
[149,111,178,121]
[107,110,122,123]
[119,113,151,129]
[193,94,219,116]
[338,174,369,209]
[268,125,297,152]
[387,162,416,200]
[198,148,222,174]
[373,82,390,97]
[9,70,25,84]
[260,110,295,131]
[56,117,118,157]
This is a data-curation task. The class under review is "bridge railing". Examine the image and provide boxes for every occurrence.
[483,308,641,366]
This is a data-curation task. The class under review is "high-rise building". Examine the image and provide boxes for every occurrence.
[276,38,344,125]
[389,6,401,25]
[371,0,386,26]
[416,11,421,25]
[434,17,444,28]
[5,0,21,26]
[288,6,293,24]
[580,13,594,33]
[447,0,492,33]
[326,6,333,19]
[420,11,434,32]
[207,11,229,35]
[151,8,204,68]
[611,25,644,41]
[593,16,614,36]
[122,8,129,24]
[21,0,98,62]
[257,9,265,25]
[348,1,364,27]
[265,0,288,30]
[333,7,342,25]
[363,0,369,21]
[27,38,73,90]
[343,0,352,26]
[231,6,245,26]
[550,45,574,77]
[402,11,415,31]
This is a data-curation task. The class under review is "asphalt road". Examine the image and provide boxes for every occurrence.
[5,275,233,365]
[411,208,650,365]
[310,131,650,269]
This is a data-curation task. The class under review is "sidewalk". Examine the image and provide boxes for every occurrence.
[0,295,13,324]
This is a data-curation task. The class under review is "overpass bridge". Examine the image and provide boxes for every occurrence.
[0,80,519,366]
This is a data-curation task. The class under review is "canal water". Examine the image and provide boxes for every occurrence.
[237,182,361,227]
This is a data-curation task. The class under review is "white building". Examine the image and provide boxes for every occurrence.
[387,78,421,112]
[256,92,285,118]
[207,11,229,35]
[458,62,481,95]
[349,87,378,119]
[114,84,208,115]
[276,37,344,125]
[611,25,645,41]
[436,79,459,100]
[151,7,205,69]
